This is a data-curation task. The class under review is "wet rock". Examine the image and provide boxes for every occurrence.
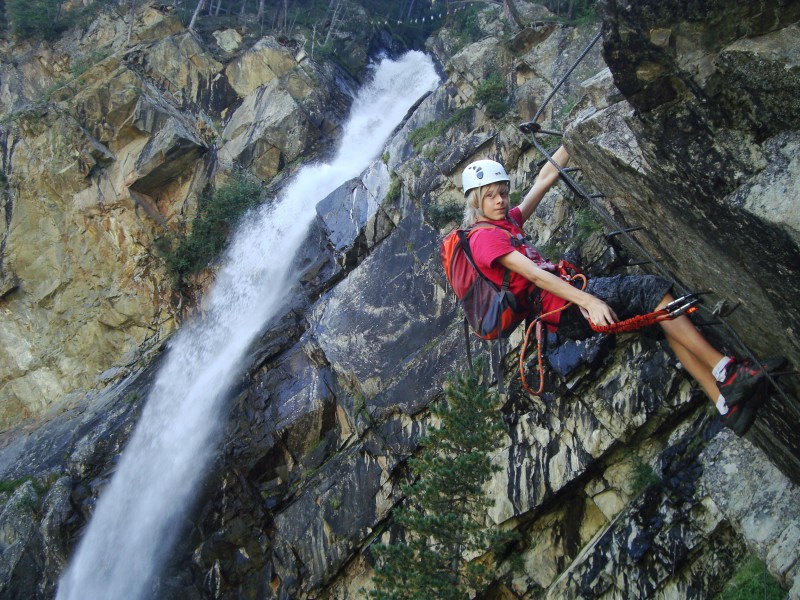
[314,161,396,269]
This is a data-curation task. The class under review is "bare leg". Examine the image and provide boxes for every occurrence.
[656,294,726,403]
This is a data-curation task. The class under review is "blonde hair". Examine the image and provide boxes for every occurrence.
[462,182,510,226]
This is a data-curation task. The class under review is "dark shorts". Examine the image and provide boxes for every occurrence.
[557,274,673,340]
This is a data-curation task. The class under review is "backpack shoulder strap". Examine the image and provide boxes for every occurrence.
[464,223,513,291]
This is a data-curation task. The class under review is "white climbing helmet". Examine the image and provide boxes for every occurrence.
[461,159,510,194]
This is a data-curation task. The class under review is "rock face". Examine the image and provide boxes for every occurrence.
[572,0,800,481]
[0,7,356,430]
[0,2,798,600]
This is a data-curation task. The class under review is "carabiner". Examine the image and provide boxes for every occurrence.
[664,293,701,318]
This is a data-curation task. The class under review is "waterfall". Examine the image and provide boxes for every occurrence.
[57,50,440,600]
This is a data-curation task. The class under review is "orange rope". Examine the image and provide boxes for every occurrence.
[519,273,586,398]
[589,310,673,334]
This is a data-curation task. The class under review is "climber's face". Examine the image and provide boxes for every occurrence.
[480,182,510,220]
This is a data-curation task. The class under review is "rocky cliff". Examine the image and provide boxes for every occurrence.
[0,1,798,599]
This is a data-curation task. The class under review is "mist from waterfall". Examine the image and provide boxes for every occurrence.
[56,50,439,600]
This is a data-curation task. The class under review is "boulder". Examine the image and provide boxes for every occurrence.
[219,79,319,180]
[226,37,299,98]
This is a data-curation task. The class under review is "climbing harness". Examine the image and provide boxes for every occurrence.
[516,29,793,404]
[517,272,701,397]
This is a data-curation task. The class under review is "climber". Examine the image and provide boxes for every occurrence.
[459,148,786,435]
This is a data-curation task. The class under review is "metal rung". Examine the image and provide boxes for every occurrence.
[694,321,723,328]
[607,226,645,238]
[590,193,605,198]
[563,167,581,173]
[623,258,656,267]
[711,299,743,318]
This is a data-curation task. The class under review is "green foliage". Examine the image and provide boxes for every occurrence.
[555,96,581,122]
[386,174,402,204]
[69,48,113,79]
[408,108,472,152]
[422,145,440,162]
[714,557,785,600]
[295,0,441,60]
[448,4,484,51]
[538,240,567,262]
[7,0,63,39]
[6,0,115,40]
[155,173,262,284]
[0,474,57,510]
[535,208,603,261]
[573,207,604,245]
[542,0,598,25]
[368,370,515,599]
[630,458,659,495]
[474,74,509,120]
[0,477,31,494]
[310,40,362,78]
[353,392,369,420]
[425,199,462,230]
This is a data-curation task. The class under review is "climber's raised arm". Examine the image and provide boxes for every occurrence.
[516,145,570,224]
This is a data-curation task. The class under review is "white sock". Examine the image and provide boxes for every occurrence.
[712,356,733,382]
[716,395,729,415]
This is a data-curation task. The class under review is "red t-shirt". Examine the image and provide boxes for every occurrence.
[469,207,568,328]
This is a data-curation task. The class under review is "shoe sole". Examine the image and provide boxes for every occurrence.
[722,356,787,408]
[728,379,769,436]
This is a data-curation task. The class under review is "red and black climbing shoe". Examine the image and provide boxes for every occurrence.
[717,356,786,408]
[721,380,769,437]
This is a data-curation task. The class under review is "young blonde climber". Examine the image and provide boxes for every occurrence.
[460,148,785,435]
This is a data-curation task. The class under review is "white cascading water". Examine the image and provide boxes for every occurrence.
[57,51,439,600]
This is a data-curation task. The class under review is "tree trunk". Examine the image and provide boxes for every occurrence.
[503,0,525,29]
[406,0,416,20]
[126,0,135,44]
[324,0,341,46]
[188,0,207,31]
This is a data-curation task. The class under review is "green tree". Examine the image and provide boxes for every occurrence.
[7,0,63,39]
[368,370,514,600]
[155,172,262,284]
[474,73,509,120]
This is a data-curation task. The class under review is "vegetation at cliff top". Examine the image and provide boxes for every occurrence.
[2,0,596,46]
[5,0,115,40]
[368,368,516,599]
[155,172,262,284]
